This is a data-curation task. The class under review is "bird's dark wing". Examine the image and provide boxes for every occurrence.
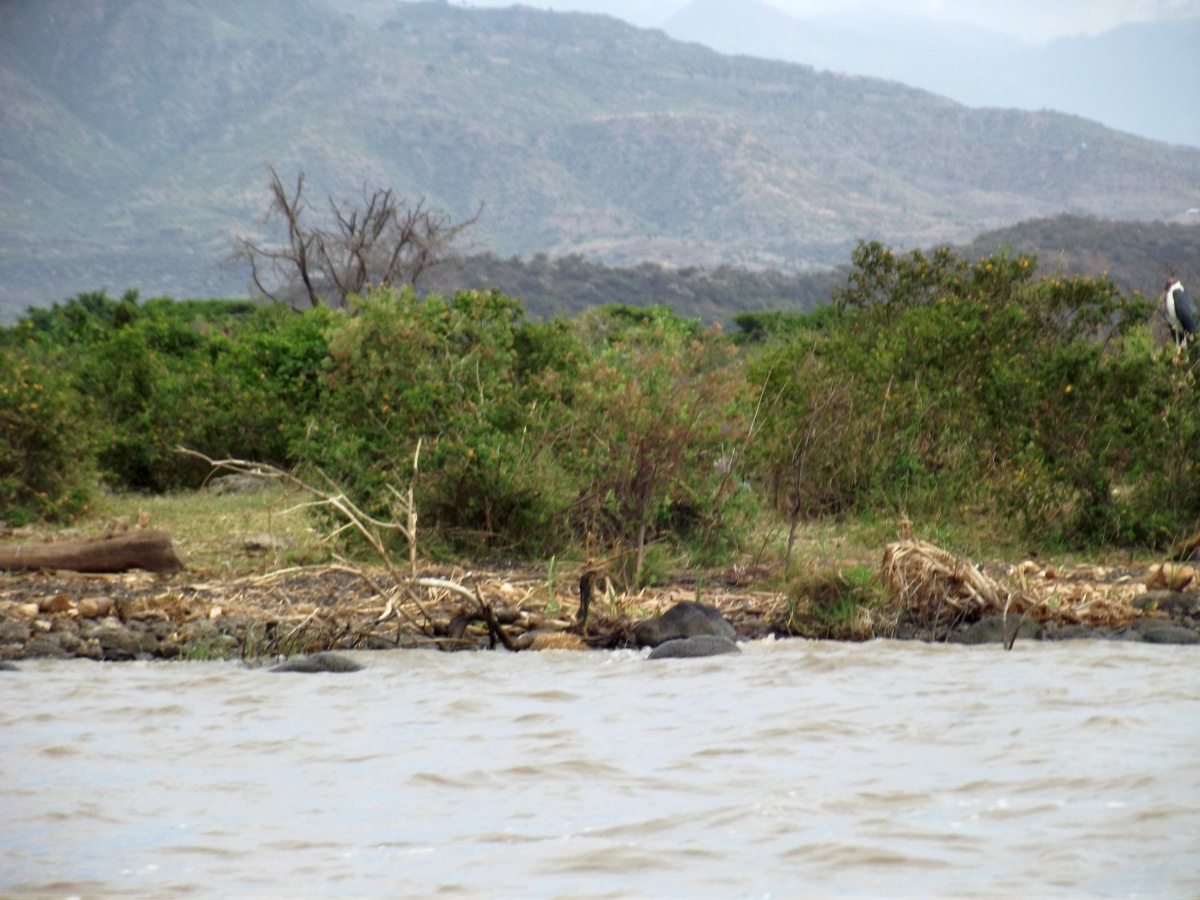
[1177,287,1198,336]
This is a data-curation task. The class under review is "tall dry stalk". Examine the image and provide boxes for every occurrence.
[178,444,438,635]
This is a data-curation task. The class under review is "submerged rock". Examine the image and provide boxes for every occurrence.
[1139,625,1200,645]
[1046,624,1111,641]
[270,652,364,673]
[946,615,1043,645]
[647,635,741,660]
[634,601,736,648]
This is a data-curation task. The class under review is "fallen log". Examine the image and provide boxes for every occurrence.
[0,530,184,574]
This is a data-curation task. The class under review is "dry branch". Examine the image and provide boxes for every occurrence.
[178,446,439,638]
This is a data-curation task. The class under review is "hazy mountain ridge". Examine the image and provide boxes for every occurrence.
[424,216,1200,325]
[1,0,1198,319]
[662,0,1200,148]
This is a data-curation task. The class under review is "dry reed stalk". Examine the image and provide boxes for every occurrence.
[879,539,1015,634]
[178,447,442,639]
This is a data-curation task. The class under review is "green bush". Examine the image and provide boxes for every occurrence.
[561,313,750,577]
[294,287,572,557]
[0,346,96,524]
[748,241,1193,550]
[7,252,1198,561]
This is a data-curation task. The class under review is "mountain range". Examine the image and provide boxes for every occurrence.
[662,0,1200,149]
[1,0,1198,320]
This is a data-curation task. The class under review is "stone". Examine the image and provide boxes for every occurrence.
[52,631,88,656]
[77,596,115,619]
[1131,616,1174,634]
[1144,563,1196,591]
[1108,627,1146,642]
[243,533,294,552]
[1045,624,1108,641]
[142,619,174,640]
[0,661,20,671]
[1139,625,1200,645]
[946,615,1044,645]
[1133,590,1199,618]
[647,635,741,659]
[22,634,72,659]
[207,473,269,495]
[634,601,736,648]
[92,625,144,661]
[37,594,72,614]
[0,621,32,643]
[271,652,364,673]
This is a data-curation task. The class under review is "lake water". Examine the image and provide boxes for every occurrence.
[2,639,1198,898]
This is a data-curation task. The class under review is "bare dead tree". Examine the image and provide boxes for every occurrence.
[232,166,480,309]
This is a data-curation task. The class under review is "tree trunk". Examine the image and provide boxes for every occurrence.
[634,519,647,580]
[0,530,184,573]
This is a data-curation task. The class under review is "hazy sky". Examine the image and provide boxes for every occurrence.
[455,0,1200,42]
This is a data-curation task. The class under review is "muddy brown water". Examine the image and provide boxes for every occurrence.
[2,639,1198,897]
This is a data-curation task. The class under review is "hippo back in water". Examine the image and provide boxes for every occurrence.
[634,601,736,648]
[647,634,740,660]
[270,652,364,673]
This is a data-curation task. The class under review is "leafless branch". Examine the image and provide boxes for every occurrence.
[231,167,480,309]
[176,446,438,636]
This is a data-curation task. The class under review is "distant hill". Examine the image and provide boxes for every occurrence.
[423,217,1200,325]
[422,252,842,323]
[1,0,1199,319]
[663,0,1200,148]
[964,216,1200,299]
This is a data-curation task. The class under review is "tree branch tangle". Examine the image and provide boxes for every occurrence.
[233,167,479,309]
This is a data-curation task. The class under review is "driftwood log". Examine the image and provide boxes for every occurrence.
[0,530,184,574]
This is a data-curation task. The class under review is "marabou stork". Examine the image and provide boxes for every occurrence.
[1164,278,1197,350]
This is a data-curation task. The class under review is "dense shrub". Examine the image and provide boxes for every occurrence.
[8,291,330,492]
[293,288,571,557]
[560,311,750,577]
[6,244,1198,558]
[748,241,1196,549]
[0,341,96,524]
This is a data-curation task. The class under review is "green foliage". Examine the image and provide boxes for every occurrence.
[750,240,1194,549]
[5,239,1199,562]
[783,564,881,640]
[732,305,848,345]
[9,291,329,492]
[285,290,754,566]
[295,287,570,557]
[746,340,864,552]
[563,314,749,579]
[0,345,96,524]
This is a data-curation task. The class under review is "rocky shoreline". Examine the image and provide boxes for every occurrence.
[1,566,1197,665]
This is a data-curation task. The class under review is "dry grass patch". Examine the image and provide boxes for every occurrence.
[88,486,330,577]
[878,538,1148,638]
